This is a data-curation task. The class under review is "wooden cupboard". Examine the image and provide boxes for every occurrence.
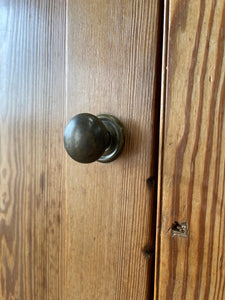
[1,1,225,299]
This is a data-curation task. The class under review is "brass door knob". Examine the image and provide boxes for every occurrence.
[63,113,125,163]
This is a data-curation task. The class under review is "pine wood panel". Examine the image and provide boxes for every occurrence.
[156,0,225,299]
[0,1,66,299]
[66,1,162,299]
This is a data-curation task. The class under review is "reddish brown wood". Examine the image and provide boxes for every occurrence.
[0,1,66,299]
[156,0,225,299]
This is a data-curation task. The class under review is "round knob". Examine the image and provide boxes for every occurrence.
[63,113,125,163]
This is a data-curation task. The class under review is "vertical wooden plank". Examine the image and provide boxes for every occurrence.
[66,0,161,299]
[0,1,66,299]
[156,0,225,299]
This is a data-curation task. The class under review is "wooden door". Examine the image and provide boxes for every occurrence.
[66,1,162,299]
[0,0,162,299]
[156,0,225,299]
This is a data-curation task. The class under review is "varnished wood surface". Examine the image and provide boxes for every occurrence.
[66,1,161,299]
[156,0,225,299]
[0,1,66,299]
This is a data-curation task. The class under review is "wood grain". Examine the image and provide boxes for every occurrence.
[0,1,66,299]
[66,1,162,299]
[156,0,225,299]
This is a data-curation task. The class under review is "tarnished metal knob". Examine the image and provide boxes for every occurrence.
[63,113,125,163]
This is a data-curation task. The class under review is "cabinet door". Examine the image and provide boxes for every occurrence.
[66,1,162,299]
[0,1,162,299]
[156,0,225,299]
